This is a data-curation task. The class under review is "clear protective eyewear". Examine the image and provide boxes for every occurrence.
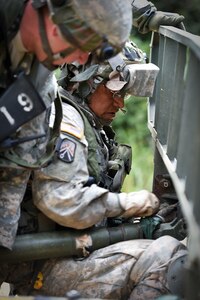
[105,85,130,101]
[104,85,129,114]
[109,89,125,99]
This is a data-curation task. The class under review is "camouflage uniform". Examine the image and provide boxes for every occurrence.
[0,1,186,297]
[0,94,188,299]
[0,77,188,299]
[32,96,131,229]
[0,0,134,251]
[0,236,187,299]
[0,0,129,251]
[0,0,184,251]
[0,25,57,250]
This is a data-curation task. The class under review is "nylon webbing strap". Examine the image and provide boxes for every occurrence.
[37,7,54,61]
[59,87,101,182]
[37,7,76,65]
[108,54,125,72]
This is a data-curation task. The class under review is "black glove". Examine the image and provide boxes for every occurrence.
[148,11,185,32]
[157,203,178,223]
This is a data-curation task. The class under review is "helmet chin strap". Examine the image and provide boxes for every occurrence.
[41,46,77,70]
[37,6,76,69]
[37,7,54,60]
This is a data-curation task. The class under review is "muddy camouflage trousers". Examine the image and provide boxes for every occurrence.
[0,236,187,299]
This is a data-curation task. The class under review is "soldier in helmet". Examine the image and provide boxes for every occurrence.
[0,0,185,251]
[0,0,132,252]
[0,41,187,299]
[0,1,186,297]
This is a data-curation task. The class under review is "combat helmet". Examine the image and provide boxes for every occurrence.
[58,40,150,98]
[32,0,132,63]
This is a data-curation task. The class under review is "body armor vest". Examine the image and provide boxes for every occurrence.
[18,90,132,235]
[59,89,132,192]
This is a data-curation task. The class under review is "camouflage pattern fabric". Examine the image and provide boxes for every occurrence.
[56,0,132,52]
[0,236,187,299]
[0,45,57,249]
[128,236,187,299]
[69,0,132,48]
[0,168,31,249]
[0,62,57,166]
[33,102,123,230]
[0,69,57,249]
[130,0,157,34]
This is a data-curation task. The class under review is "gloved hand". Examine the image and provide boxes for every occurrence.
[148,11,185,32]
[119,190,159,218]
[157,203,178,223]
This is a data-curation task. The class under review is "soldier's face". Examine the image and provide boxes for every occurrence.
[40,24,90,66]
[20,2,89,68]
[88,84,124,122]
[52,48,89,66]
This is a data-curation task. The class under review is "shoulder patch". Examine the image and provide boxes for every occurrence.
[57,138,76,163]
[61,123,83,139]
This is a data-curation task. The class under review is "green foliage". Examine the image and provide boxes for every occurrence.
[112,96,154,192]
[130,35,151,59]
[111,36,154,193]
[113,97,148,144]
[120,1,200,192]
[54,68,61,79]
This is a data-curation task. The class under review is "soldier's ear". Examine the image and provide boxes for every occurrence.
[51,24,59,37]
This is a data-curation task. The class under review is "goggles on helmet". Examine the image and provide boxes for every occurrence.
[57,40,159,99]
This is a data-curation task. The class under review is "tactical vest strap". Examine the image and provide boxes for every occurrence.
[107,143,132,192]
[59,89,101,182]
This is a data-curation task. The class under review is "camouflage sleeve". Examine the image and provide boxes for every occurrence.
[32,104,123,229]
[131,0,157,34]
